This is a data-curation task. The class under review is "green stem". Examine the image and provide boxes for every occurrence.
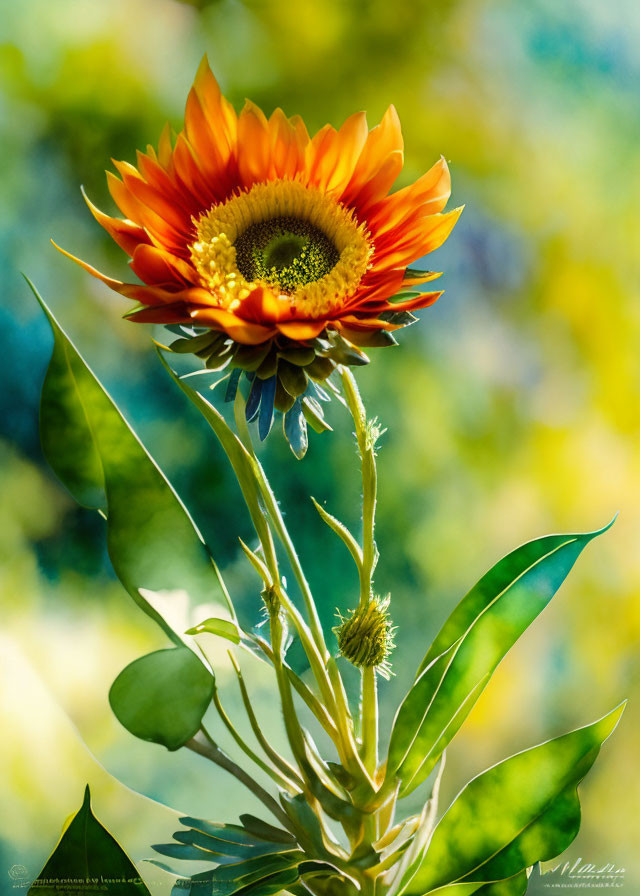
[211,680,295,792]
[253,635,340,740]
[186,727,290,828]
[361,666,378,777]
[228,651,306,790]
[340,367,381,785]
[340,367,378,609]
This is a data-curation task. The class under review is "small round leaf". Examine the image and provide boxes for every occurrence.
[109,647,214,751]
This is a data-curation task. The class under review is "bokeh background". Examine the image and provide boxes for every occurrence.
[1,0,638,893]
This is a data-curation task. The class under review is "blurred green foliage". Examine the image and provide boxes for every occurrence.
[1,0,638,892]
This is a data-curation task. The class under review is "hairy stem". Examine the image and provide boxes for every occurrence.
[361,666,378,777]
[340,366,382,785]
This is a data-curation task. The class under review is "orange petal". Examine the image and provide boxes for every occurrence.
[82,188,151,257]
[157,122,174,171]
[269,108,309,180]
[238,285,288,324]
[129,244,198,286]
[171,132,220,207]
[338,315,401,331]
[190,306,277,345]
[52,240,211,307]
[276,319,327,340]
[125,302,192,324]
[350,149,403,212]
[403,269,443,287]
[341,105,403,205]
[307,111,369,195]
[375,207,464,267]
[192,56,237,161]
[369,157,452,236]
[378,290,443,313]
[237,99,272,186]
[112,160,192,238]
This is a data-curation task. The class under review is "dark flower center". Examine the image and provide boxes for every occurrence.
[235,216,340,294]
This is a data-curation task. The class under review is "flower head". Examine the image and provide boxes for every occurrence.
[335,596,395,678]
[56,58,461,452]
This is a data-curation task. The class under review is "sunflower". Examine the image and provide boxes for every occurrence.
[56,57,461,455]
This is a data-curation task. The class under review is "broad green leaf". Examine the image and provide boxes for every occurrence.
[387,523,613,795]
[186,617,242,643]
[156,349,274,553]
[31,279,232,644]
[28,786,150,895]
[387,758,445,896]
[404,703,624,895]
[473,872,529,896]
[420,522,614,673]
[109,647,214,750]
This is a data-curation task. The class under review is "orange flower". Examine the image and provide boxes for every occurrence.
[56,58,461,451]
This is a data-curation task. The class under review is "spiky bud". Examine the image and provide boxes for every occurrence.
[334,596,395,677]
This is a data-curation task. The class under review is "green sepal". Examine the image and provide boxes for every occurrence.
[284,399,309,459]
[389,290,421,304]
[278,345,317,366]
[274,376,296,412]
[169,332,220,354]
[234,342,272,372]
[279,360,309,397]
[379,310,419,326]
[321,332,369,366]
[302,396,333,433]
[305,355,335,380]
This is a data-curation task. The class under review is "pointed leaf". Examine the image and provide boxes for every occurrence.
[28,786,150,895]
[186,617,242,644]
[388,523,614,795]
[404,704,624,895]
[31,279,230,644]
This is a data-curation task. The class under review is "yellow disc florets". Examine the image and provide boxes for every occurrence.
[335,596,395,677]
[190,179,373,317]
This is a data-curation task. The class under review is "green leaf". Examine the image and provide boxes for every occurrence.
[403,704,625,895]
[30,278,231,645]
[473,872,529,896]
[239,814,297,845]
[387,522,614,795]
[156,349,274,554]
[186,617,242,644]
[109,647,214,750]
[28,786,150,895]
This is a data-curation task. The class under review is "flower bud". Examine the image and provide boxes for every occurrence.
[335,596,394,676]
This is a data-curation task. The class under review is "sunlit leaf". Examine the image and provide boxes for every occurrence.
[31,279,232,644]
[387,522,614,795]
[185,617,242,644]
[28,786,150,895]
[109,646,214,750]
[403,704,625,895]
